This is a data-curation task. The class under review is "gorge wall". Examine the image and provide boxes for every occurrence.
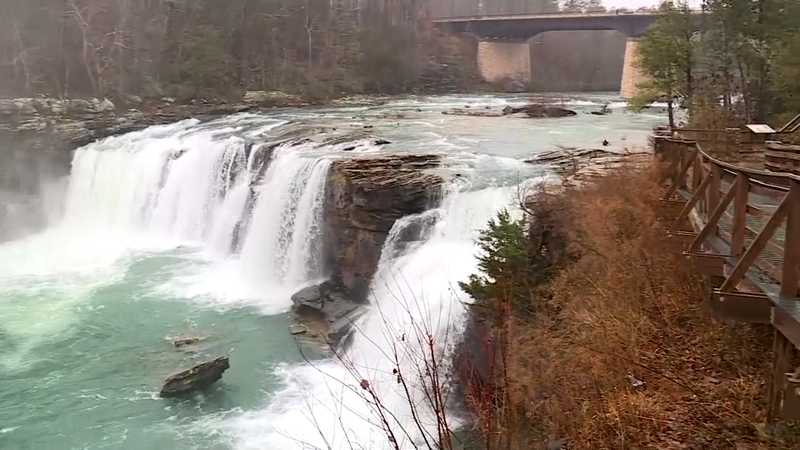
[323,155,443,301]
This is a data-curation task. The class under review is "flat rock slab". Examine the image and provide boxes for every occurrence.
[160,356,230,398]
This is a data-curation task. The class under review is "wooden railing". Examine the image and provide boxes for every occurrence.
[656,136,800,421]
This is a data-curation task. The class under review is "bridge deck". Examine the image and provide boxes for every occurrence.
[433,10,702,39]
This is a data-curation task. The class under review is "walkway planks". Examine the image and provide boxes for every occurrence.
[656,136,800,422]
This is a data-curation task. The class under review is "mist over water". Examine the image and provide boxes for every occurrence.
[0,94,664,450]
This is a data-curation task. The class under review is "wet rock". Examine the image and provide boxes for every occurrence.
[13,98,37,115]
[503,104,577,118]
[590,104,611,116]
[125,95,143,106]
[442,104,577,119]
[292,282,329,313]
[289,324,308,335]
[97,98,116,113]
[2,95,280,178]
[172,337,202,348]
[0,99,18,116]
[442,108,504,117]
[243,90,304,106]
[290,281,364,346]
[159,356,230,397]
[169,148,189,161]
[323,155,443,300]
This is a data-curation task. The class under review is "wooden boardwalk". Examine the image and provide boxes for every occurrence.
[656,136,800,421]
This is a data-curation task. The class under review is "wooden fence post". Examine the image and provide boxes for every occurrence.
[767,330,796,423]
[707,164,721,224]
[782,181,800,299]
[731,173,750,258]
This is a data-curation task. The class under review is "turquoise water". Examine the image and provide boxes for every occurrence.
[0,93,666,450]
[1,249,305,450]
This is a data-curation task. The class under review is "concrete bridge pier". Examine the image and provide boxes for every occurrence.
[477,40,531,88]
[620,37,646,99]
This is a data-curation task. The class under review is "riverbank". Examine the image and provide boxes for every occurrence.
[0,93,315,152]
[457,159,800,449]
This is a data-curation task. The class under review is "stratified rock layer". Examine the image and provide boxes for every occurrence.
[324,155,443,301]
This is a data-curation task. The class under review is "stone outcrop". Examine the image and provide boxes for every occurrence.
[441,104,576,119]
[242,91,306,107]
[324,155,443,301]
[526,147,650,183]
[290,281,364,345]
[0,97,257,153]
[159,356,230,397]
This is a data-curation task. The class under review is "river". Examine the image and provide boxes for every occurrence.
[0,93,664,450]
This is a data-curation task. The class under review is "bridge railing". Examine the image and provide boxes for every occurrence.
[431,9,705,22]
[656,136,800,420]
[431,9,664,22]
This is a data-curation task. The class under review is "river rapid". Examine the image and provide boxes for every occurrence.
[0,93,664,450]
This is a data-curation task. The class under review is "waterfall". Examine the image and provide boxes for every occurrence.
[239,143,332,291]
[53,120,331,304]
[224,185,516,450]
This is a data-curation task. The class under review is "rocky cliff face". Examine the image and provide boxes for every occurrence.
[323,155,444,301]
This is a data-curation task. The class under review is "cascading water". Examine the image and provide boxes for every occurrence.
[239,146,331,291]
[56,121,332,299]
[223,184,518,450]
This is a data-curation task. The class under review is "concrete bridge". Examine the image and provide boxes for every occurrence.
[433,12,664,97]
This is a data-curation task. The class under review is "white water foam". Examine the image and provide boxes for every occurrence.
[221,185,517,450]
[0,119,335,356]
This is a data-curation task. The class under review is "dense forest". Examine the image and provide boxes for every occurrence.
[0,0,478,100]
[0,0,618,101]
[634,0,800,127]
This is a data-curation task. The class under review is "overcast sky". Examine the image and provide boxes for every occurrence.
[603,0,701,8]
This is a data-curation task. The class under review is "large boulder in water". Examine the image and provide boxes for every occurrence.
[159,357,230,397]
[503,104,577,118]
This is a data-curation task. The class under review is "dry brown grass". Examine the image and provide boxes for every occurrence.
[494,163,799,449]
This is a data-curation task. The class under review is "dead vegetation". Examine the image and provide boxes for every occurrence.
[462,163,800,449]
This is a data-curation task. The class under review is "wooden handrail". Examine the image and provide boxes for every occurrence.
[657,136,799,303]
[695,141,800,184]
